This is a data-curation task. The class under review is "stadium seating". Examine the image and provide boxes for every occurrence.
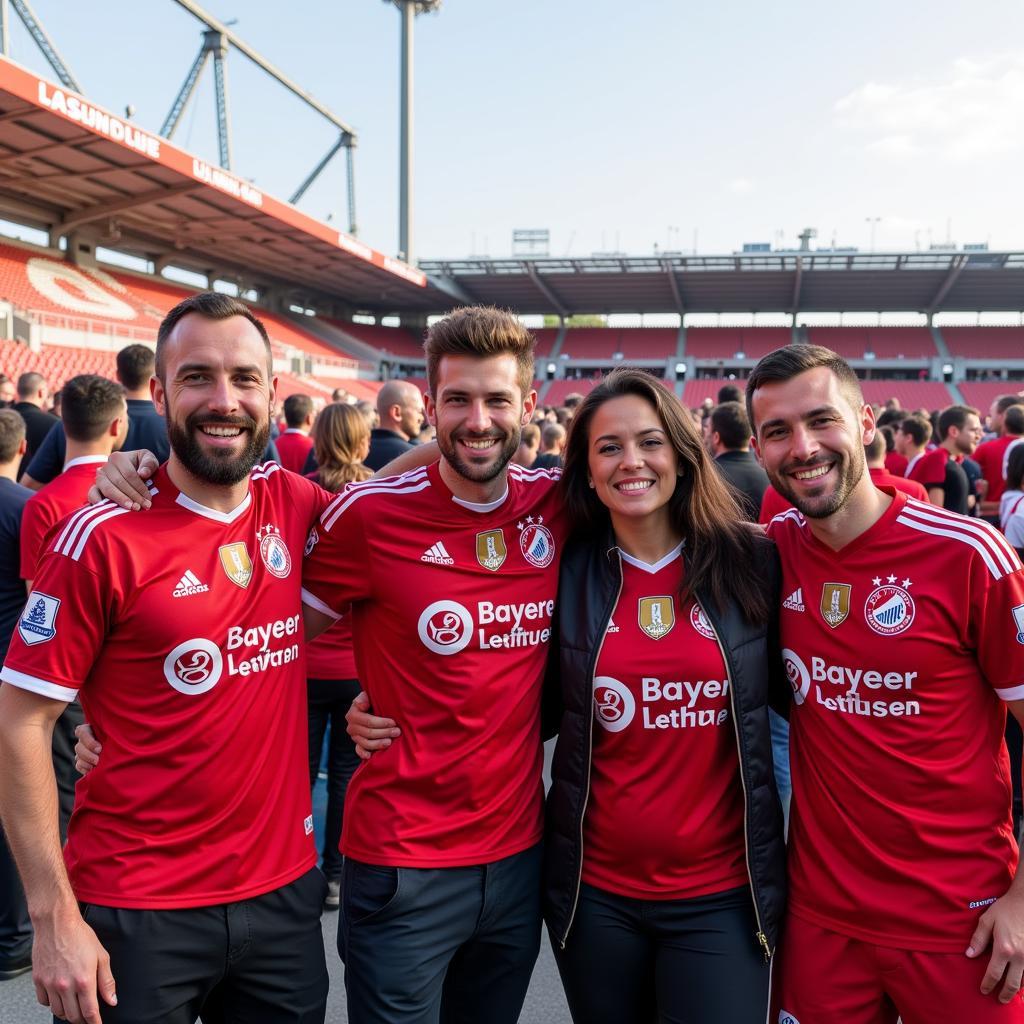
[327,321,424,359]
[559,328,678,360]
[858,381,954,410]
[532,329,560,358]
[958,381,1024,412]
[684,329,792,360]
[806,328,936,359]
[542,379,598,406]
[942,328,1024,359]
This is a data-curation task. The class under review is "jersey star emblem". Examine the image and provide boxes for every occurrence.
[887,574,897,584]
[872,576,882,586]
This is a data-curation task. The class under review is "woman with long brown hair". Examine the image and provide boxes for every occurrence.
[304,401,372,908]
[544,367,786,1023]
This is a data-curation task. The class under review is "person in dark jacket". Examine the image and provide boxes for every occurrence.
[544,368,786,1024]
[708,400,769,522]
[12,371,58,477]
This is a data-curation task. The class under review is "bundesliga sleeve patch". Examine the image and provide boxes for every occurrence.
[18,592,60,645]
[1014,604,1024,645]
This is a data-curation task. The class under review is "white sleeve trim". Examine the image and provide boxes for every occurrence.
[0,666,78,702]
[301,588,341,621]
[996,682,1024,702]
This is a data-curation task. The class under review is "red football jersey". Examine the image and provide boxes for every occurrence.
[884,451,908,478]
[868,466,928,502]
[975,435,1024,504]
[758,484,794,524]
[19,457,108,579]
[1,463,330,909]
[906,446,947,488]
[274,430,315,475]
[301,461,566,868]
[768,489,1024,951]
[582,546,747,899]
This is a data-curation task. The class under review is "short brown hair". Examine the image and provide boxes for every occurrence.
[61,375,126,443]
[156,292,272,381]
[424,306,535,399]
[938,404,980,441]
[898,416,931,447]
[746,344,864,435]
[995,394,1024,415]
[0,407,26,462]
[116,344,156,390]
[562,368,768,624]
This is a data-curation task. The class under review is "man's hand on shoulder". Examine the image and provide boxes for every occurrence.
[87,450,159,510]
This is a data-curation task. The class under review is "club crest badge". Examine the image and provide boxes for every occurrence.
[476,529,507,571]
[18,592,59,646]
[1014,604,1024,645]
[820,583,851,628]
[690,603,716,639]
[865,576,915,636]
[639,596,675,640]
[219,542,253,589]
[518,515,555,569]
[258,523,292,579]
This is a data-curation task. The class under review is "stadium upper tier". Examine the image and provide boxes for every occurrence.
[679,378,957,410]
[942,328,1024,359]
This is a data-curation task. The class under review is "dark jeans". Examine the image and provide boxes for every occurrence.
[307,677,361,879]
[552,882,770,1024]
[1,701,83,964]
[58,867,328,1024]
[339,843,543,1024]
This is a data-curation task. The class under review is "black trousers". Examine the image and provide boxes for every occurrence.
[339,843,543,1024]
[307,677,362,879]
[0,701,82,963]
[58,867,329,1024]
[552,882,771,1024]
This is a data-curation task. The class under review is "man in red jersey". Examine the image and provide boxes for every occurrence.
[976,399,1024,518]
[0,293,330,1024]
[865,431,928,501]
[274,393,316,474]
[19,375,128,586]
[896,414,948,497]
[748,345,1024,1024]
[301,306,565,1024]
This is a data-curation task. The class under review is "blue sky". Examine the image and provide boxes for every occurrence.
[11,1,1024,261]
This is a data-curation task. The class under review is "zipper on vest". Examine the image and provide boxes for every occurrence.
[560,549,624,950]
[696,594,773,963]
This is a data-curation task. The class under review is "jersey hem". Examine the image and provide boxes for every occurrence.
[341,829,543,869]
[68,852,317,910]
[581,867,750,902]
[788,900,976,953]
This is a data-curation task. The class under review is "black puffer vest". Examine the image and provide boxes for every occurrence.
[542,530,788,955]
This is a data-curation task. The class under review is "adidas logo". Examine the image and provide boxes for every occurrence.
[783,588,805,612]
[421,542,454,566]
[173,570,210,598]
[606,617,620,634]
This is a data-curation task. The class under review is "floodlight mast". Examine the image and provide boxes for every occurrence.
[388,0,441,263]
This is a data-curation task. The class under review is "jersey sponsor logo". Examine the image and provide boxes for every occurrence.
[690,603,716,639]
[163,638,223,696]
[783,647,811,705]
[518,515,555,568]
[593,676,636,732]
[476,529,507,571]
[1013,604,1024,645]
[639,596,675,639]
[258,524,292,579]
[18,592,59,646]
[418,600,474,655]
[864,577,915,636]
[783,587,805,612]
[172,570,209,598]
[779,1013,801,1024]
[304,528,319,557]
[969,896,998,910]
[219,542,253,589]
[304,815,314,836]
[820,582,851,628]
[421,541,455,566]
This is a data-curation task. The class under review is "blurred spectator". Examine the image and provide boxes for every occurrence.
[21,343,169,490]
[0,408,30,979]
[365,379,424,471]
[716,383,743,404]
[515,422,541,467]
[276,393,315,474]
[864,432,927,501]
[355,399,378,431]
[708,402,767,522]
[0,375,14,407]
[931,406,983,514]
[532,423,566,470]
[50,389,63,419]
[305,402,371,908]
[12,371,58,476]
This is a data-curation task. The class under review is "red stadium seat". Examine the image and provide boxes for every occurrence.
[942,328,1024,360]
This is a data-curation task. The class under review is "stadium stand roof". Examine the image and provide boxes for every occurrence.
[419,251,1024,316]
[0,57,451,314]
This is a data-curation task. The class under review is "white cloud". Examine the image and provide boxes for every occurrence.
[835,52,1024,162]
[728,177,754,194]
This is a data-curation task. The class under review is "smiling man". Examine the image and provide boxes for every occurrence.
[0,293,330,1024]
[747,345,1024,1024]
[300,305,565,1024]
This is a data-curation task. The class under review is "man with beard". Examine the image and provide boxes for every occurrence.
[747,345,1024,1024]
[298,305,566,1024]
[0,292,330,1024]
